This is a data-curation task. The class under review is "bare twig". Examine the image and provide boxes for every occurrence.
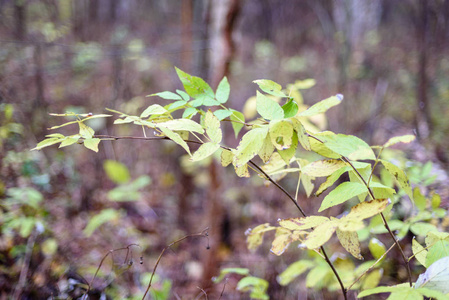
[12,228,39,300]
[142,228,209,300]
[347,242,395,290]
[82,244,140,300]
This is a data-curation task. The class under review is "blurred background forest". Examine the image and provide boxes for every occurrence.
[1,0,449,299]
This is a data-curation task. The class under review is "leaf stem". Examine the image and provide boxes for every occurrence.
[346,242,395,291]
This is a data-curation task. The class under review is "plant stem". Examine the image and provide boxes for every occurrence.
[142,229,209,300]
[347,242,395,291]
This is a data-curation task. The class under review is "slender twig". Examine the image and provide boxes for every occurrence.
[12,228,38,300]
[218,278,228,300]
[347,242,395,291]
[82,244,140,300]
[142,228,209,300]
[309,133,413,287]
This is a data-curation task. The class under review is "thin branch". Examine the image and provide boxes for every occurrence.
[347,242,395,291]
[82,244,140,300]
[142,228,209,300]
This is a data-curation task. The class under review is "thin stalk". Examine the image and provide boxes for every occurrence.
[142,229,209,300]
[347,242,395,291]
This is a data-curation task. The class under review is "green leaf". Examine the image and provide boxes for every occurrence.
[79,122,95,139]
[147,91,183,100]
[233,126,268,167]
[425,233,449,267]
[432,193,441,209]
[302,159,347,177]
[212,268,250,283]
[269,120,294,150]
[156,119,204,134]
[319,181,367,212]
[59,136,80,148]
[383,134,416,148]
[31,137,63,151]
[410,222,438,237]
[336,228,362,259]
[321,134,376,161]
[306,265,329,289]
[216,76,230,103]
[107,176,151,202]
[298,94,343,117]
[380,159,413,201]
[282,99,299,118]
[182,107,197,118]
[213,109,232,121]
[230,109,245,137]
[84,138,100,152]
[103,160,130,184]
[140,104,168,118]
[361,269,383,290]
[415,256,449,294]
[159,127,191,155]
[316,166,350,196]
[175,67,214,99]
[357,284,416,298]
[176,89,190,101]
[412,239,428,267]
[205,110,222,143]
[291,118,311,151]
[190,142,220,162]
[308,132,340,159]
[253,79,287,97]
[417,288,449,300]
[256,91,284,120]
[368,238,386,260]
[83,208,120,237]
[277,260,314,286]
[168,100,188,111]
[237,276,269,300]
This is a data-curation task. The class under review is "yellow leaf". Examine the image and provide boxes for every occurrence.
[304,221,338,249]
[279,216,329,231]
[302,159,347,177]
[246,223,276,251]
[336,228,362,260]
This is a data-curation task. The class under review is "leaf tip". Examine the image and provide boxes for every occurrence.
[336,94,344,101]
